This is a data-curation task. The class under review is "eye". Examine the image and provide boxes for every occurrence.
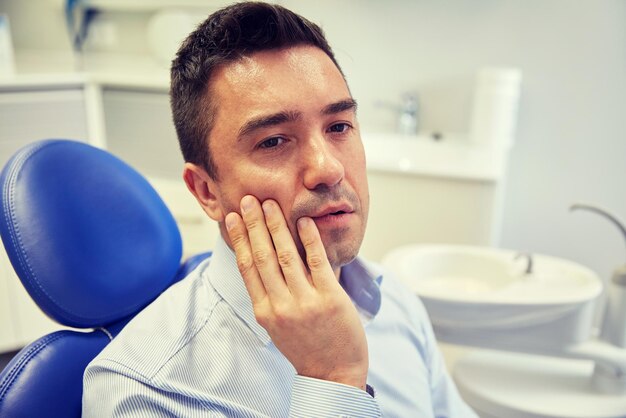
[328,123,352,134]
[257,136,285,149]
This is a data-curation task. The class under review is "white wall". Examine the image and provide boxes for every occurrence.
[2,0,625,286]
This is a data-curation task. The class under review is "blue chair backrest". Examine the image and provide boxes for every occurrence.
[0,140,210,417]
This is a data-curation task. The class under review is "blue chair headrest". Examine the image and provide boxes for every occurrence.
[0,140,183,328]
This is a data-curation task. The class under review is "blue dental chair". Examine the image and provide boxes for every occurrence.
[0,139,211,417]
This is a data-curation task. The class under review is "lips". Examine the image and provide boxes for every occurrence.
[310,202,354,218]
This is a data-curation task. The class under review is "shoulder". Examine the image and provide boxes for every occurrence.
[86,259,220,381]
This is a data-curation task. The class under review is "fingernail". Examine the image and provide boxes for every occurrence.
[225,213,237,231]
[261,200,273,216]
[241,195,254,213]
[297,217,311,229]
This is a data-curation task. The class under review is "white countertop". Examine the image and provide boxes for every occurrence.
[0,50,170,91]
[362,133,508,182]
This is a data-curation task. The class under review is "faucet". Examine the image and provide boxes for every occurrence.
[514,252,533,275]
[376,93,419,135]
[398,94,419,135]
[570,203,626,253]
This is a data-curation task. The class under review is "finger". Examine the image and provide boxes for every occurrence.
[240,195,290,300]
[297,217,337,290]
[262,199,311,296]
[225,211,267,304]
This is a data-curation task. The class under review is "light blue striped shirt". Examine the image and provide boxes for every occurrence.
[83,237,476,417]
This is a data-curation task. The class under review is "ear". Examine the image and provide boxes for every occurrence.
[183,163,225,222]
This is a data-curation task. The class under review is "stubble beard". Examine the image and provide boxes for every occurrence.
[290,184,366,271]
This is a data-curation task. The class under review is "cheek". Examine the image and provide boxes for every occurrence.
[344,150,370,220]
[345,148,368,190]
[218,168,296,214]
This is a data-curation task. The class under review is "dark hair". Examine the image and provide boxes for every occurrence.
[170,2,343,179]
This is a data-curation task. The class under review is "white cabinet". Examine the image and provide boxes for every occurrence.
[0,250,18,353]
[362,171,497,262]
[103,87,182,179]
[0,87,89,167]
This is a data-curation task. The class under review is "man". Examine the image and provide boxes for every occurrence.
[83,3,477,417]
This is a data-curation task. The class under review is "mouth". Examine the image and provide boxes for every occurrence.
[309,203,355,227]
[311,203,353,218]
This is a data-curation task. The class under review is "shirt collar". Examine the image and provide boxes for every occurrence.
[340,258,383,325]
[205,236,383,345]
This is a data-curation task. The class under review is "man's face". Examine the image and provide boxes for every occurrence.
[194,45,369,270]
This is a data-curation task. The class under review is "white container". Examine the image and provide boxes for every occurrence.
[469,67,522,148]
[0,14,16,76]
[601,266,626,348]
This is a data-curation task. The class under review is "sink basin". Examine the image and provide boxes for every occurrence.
[382,245,603,349]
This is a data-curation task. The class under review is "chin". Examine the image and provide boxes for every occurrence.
[293,223,364,271]
[327,251,358,271]
[324,233,362,270]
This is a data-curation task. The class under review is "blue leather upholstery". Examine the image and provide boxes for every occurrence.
[0,331,112,418]
[0,140,212,417]
[0,140,183,327]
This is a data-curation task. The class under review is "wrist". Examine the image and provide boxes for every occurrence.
[315,369,368,391]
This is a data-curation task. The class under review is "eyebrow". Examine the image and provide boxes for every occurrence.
[322,98,358,115]
[238,111,301,139]
[237,98,358,140]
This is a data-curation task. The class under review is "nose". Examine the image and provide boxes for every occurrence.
[302,137,345,190]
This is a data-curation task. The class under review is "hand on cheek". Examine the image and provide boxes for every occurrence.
[224,195,369,390]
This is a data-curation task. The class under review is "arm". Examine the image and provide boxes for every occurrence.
[83,361,210,418]
[83,360,379,418]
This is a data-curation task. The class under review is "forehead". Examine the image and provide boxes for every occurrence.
[223,46,337,85]
[209,46,350,117]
